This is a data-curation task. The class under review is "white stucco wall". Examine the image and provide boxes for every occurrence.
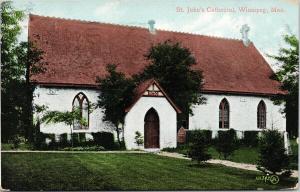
[33,86,114,134]
[189,94,286,138]
[34,86,286,148]
[124,97,177,150]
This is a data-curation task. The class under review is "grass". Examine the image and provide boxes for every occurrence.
[163,145,259,164]
[1,152,297,190]
[164,139,298,170]
[208,146,259,164]
[1,143,33,150]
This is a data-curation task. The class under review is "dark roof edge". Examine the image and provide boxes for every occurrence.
[33,82,285,96]
[33,82,98,89]
[201,89,286,97]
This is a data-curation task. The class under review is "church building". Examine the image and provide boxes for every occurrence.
[29,14,286,150]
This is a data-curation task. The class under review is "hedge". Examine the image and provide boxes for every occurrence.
[186,130,212,144]
[60,133,68,146]
[92,132,115,149]
[243,131,259,147]
[215,129,238,159]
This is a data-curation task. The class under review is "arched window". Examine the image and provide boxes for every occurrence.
[257,101,266,129]
[219,98,230,129]
[72,92,89,129]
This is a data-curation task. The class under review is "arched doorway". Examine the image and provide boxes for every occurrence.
[144,108,160,148]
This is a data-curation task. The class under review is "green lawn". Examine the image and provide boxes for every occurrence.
[1,153,297,190]
[163,145,259,164]
[166,139,298,170]
[1,143,33,150]
[208,146,259,164]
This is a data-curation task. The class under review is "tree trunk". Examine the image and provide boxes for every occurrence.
[70,125,73,148]
[116,127,122,146]
[25,45,34,142]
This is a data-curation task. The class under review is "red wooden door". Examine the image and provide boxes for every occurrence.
[144,108,159,148]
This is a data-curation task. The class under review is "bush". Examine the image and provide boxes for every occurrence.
[186,130,212,144]
[243,131,259,147]
[113,140,126,150]
[215,129,238,159]
[71,133,81,146]
[43,133,55,144]
[12,135,26,149]
[33,132,55,150]
[134,131,144,146]
[257,130,290,175]
[33,131,46,149]
[92,132,115,149]
[60,133,69,146]
[188,131,211,164]
[79,133,86,143]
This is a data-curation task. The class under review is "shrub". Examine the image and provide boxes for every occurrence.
[44,133,55,143]
[92,132,115,149]
[113,140,126,150]
[79,133,86,143]
[257,130,290,175]
[186,130,212,144]
[215,129,238,159]
[71,133,80,146]
[134,131,144,146]
[60,133,69,146]
[33,131,46,149]
[243,131,259,147]
[32,131,56,150]
[188,131,211,164]
[12,135,26,149]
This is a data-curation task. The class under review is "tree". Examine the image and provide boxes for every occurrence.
[188,131,211,164]
[1,2,47,142]
[134,40,206,127]
[40,108,87,147]
[268,34,299,137]
[96,64,135,146]
[215,129,238,159]
[257,130,290,175]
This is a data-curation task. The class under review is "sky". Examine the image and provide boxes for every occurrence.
[12,0,299,70]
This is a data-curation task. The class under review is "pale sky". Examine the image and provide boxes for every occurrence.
[12,0,299,70]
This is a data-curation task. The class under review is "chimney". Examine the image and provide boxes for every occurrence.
[148,20,156,34]
[240,24,250,46]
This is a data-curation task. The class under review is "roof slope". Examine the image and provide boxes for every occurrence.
[29,14,284,95]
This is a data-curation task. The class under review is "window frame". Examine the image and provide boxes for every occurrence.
[72,92,90,130]
[257,100,266,129]
[219,98,230,129]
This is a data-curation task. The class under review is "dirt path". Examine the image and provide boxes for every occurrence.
[158,151,299,178]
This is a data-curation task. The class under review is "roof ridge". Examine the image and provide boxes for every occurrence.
[156,27,242,41]
[30,14,242,42]
[29,14,148,30]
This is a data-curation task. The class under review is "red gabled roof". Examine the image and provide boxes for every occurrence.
[29,14,285,95]
[125,79,182,113]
